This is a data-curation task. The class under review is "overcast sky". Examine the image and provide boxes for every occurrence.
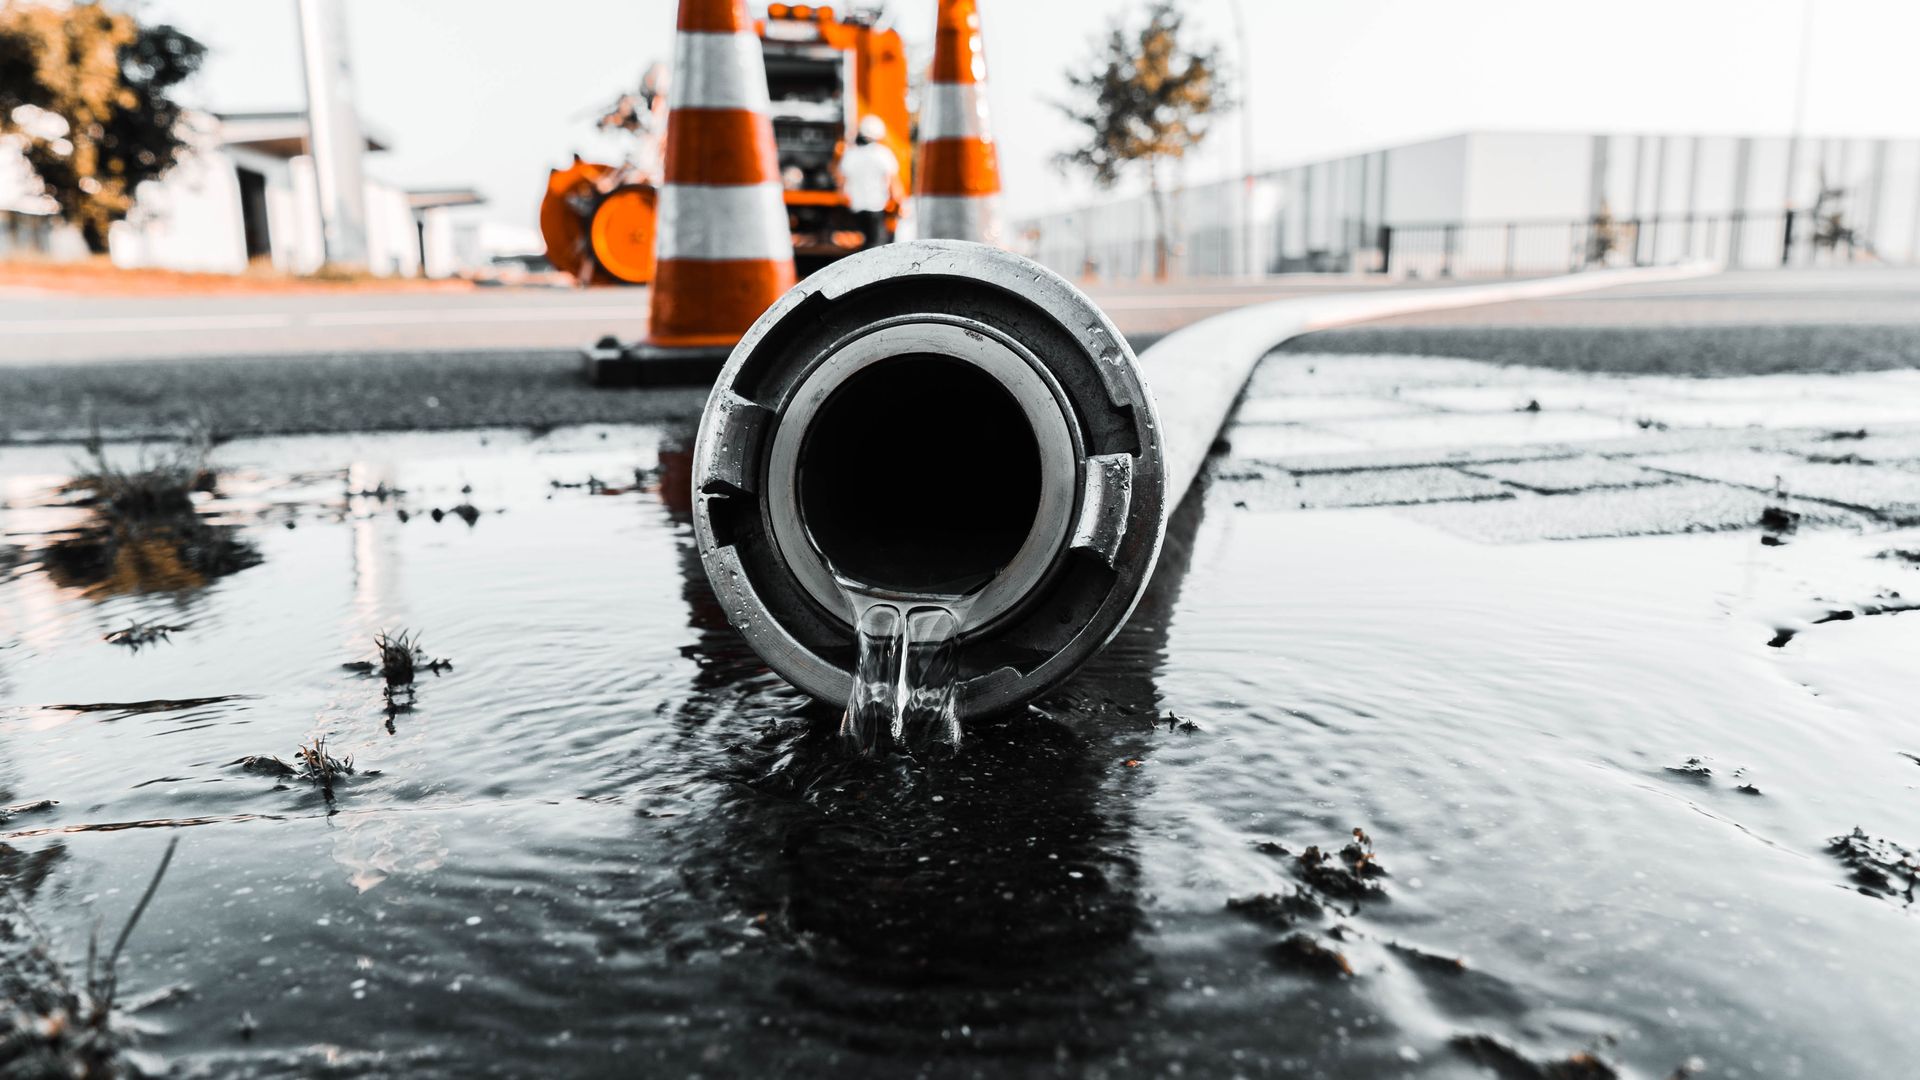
[139,0,1920,230]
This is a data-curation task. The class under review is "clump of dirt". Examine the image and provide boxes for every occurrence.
[231,755,297,779]
[1769,591,1919,648]
[369,629,452,687]
[1450,1034,1620,1079]
[1826,827,1917,906]
[342,630,452,732]
[1665,757,1713,781]
[1877,550,1920,565]
[1225,890,1323,929]
[549,467,654,497]
[1758,505,1800,546]
[103,620,186,650]
[0,800,57,823]
[295,736,355,807]
[1267,933,1353,977]
[1386,940,1467,975]
[1297,828,1388,902]
[1233,828,1391,978]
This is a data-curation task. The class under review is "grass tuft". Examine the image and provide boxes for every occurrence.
[295,736,355,802]
[0,838,178,1078]
[373,629,452,687]
[67,433,216,521]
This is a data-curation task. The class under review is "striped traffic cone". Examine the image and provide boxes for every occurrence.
[584,0,797,386]
[914,0,1002,245]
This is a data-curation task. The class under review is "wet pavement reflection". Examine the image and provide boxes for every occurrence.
[2,370,1918,1076]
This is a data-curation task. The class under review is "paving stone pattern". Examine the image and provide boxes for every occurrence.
[1219,354,1920,542]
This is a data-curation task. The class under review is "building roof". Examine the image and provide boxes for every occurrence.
[407,188,487,211]
[214,111,389,158]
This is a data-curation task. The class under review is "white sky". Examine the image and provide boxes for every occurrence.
[138,0,1920,229]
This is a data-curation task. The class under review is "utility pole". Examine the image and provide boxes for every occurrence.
[1782,0,1814,211]
[298,0,370,268]
[1226,0,1255,278]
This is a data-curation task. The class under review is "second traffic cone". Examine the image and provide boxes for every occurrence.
[584,0,797,386]
[914,0,1002,245]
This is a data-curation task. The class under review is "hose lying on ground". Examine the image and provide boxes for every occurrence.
[690,240,1712,719]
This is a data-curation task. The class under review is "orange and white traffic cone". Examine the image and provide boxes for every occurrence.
[914,0,1002,246]
[584,0,796,386]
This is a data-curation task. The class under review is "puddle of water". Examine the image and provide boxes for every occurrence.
[0,401,1917,1076]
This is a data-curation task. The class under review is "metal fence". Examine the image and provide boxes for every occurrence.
[1022,204,1897,282]
[1371,210,1872,278]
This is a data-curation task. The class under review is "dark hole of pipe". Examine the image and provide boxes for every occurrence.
[798,353,1042,597]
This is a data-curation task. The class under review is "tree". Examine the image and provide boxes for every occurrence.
[0,2,205,253]
[1056,1,1226,281]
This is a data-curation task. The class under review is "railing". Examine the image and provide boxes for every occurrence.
[1374,209,1873,278]
[1021,205,1893,282]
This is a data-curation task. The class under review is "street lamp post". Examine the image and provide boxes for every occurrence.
[1225,0,1255,278]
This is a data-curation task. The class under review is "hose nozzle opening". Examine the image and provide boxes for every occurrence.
[798,354,1041,597]
[693,241,1167,719]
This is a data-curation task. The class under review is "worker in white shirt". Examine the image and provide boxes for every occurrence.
[839,114,903,250]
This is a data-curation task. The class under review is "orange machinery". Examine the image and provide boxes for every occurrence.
[541,5,911,285]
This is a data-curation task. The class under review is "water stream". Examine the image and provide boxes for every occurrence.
[837,578,974,756]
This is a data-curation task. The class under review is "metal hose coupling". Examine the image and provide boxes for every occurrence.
[691,240,1167,719]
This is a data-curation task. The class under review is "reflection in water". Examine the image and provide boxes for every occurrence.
[651,448,1207,1068]
[40,512,259,597]
[6,424,1917,1075]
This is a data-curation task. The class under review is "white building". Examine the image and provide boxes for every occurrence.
[0,110,485,278]
[1020,131,1920,280]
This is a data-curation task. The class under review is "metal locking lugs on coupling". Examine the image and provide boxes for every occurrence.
[691,240,1167,719]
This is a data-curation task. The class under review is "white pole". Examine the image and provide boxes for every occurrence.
[297,0,370,268]
[1226,0,1255,278]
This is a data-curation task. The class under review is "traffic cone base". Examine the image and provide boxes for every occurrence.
[648,258,797,348]
[917,196,1003,247]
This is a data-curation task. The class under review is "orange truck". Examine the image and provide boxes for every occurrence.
[542,4,911,285]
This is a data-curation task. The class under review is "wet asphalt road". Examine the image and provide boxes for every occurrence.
[1,268,1916,444]
[1285,267,1920,376]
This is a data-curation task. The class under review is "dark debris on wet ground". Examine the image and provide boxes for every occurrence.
[4,339,1920,1076]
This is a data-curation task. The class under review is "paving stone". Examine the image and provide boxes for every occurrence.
[1247,354,1555,398]
[1783,428,1920,466]
[1234,395,1433,424]
[1395,382,1692,417]
[1218,466,1513,511]
[1464,457,1674,494]
[1638,451,1920,522]
[1316,411,1647,450]
[1250,443,1581,475]
[1632,398,1920,431]
[1403,483,1868,543]
[1220,424,1371,460]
